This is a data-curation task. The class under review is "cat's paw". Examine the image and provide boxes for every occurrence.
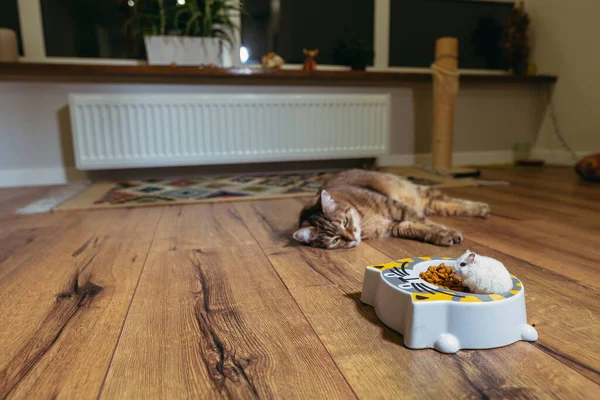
[449,229,463,244]
[431,230,455,246]
[521,324,538,342]
[475,203,491,218]
[434,333,460,354]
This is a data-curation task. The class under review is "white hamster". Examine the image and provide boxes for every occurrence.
[454,250,513,294]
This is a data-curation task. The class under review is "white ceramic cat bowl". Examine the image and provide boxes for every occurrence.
[360,256,538,353]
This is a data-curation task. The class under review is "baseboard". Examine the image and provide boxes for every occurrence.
[530,149,591,166]
[3,149,592,188]
[377,150,513,167]
[0,167,82,188]
[378,148,596,168]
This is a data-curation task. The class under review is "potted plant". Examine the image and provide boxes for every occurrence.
[503,1,531,75]
[331,39,374,71]
[125,0,242,66]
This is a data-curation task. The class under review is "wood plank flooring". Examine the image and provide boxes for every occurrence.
[0,167,598,399]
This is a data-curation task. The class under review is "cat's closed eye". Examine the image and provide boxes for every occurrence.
[342,216,349,227]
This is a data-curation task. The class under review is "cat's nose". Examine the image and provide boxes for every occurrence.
[343,231,354,241]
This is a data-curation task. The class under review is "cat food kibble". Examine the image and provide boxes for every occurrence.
[419,263,469,292]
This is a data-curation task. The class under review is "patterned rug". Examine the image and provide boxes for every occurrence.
[56,172,333,211]
[55,168,494,211]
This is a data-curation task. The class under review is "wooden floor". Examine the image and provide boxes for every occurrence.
[0,167,598,399]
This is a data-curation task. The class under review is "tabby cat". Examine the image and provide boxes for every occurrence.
[293,169,490,249]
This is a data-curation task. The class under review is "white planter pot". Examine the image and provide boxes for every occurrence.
[144,35,222,66]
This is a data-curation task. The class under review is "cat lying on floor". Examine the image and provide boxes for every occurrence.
[293,169,490,249]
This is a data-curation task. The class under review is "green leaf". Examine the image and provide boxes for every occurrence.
[186,13,201,36]
[123,0,243,38]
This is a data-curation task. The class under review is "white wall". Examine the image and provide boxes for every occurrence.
[0,80,545,187]
[528,0,600,156]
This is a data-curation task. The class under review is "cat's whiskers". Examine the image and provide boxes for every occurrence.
[356,203,377,226]
[358,206,379,230]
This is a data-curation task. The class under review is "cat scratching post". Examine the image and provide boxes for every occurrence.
[430,37,478,177]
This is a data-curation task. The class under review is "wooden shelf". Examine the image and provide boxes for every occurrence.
[0,63,557,86]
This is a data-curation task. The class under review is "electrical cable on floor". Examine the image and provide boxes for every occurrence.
[546,89,579,162]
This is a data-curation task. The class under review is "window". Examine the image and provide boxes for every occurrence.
[40,0,142,59]
[389,0,513,70]
[0,0,23,55]
[242,0,374,65]
[7,0,513,70]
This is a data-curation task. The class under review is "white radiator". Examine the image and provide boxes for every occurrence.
[69,93,390,170]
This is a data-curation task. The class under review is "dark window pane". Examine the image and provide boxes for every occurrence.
[41,0,143,59]
[0,0,23,55]
[390,0,513,70]
[242,0,374,65]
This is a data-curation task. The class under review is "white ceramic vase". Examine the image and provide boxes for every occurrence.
[144,35,222,66]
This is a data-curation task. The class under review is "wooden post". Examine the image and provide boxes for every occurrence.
[0,29,19,62]
[431,37,459,170]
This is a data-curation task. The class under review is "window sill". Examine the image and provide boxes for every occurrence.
[0,63,557,86]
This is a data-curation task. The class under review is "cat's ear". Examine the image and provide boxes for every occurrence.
[467,253,476,264]
[319,190,335,213]
[293,227,316,243]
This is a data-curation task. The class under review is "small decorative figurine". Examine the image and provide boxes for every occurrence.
[302,48,319,71]
[261,52,284,69]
